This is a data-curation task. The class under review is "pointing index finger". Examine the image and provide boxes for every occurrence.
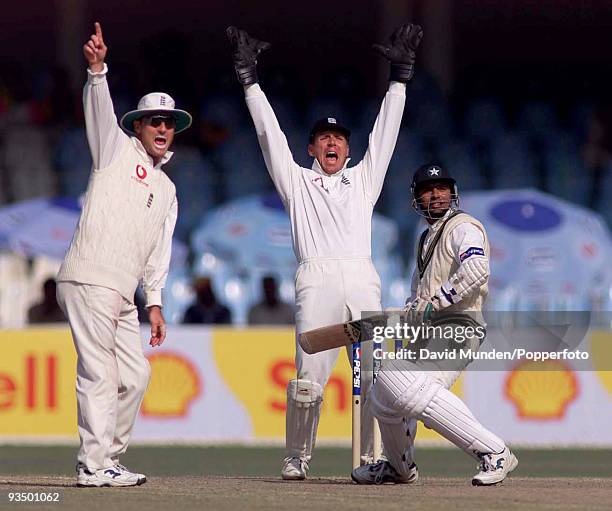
[95,22,104,44]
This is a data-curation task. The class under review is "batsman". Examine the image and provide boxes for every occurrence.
[228,24,422,479]
[352,164,518,486]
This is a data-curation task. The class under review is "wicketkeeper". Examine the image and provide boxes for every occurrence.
[227,24,422,480]
[56,22,192,487]
[352,164,518,486]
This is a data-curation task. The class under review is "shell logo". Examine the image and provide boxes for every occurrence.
[504,360,578,420]
[141,352,201,418]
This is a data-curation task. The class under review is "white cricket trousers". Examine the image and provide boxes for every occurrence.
[57,282,150,471]
[292,257,381,456]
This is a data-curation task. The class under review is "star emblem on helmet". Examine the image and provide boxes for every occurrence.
[428,166,440,176]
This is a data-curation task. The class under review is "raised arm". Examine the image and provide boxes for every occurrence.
[82,22,128,170]
[227,26,297,202]
[362,24,423,204]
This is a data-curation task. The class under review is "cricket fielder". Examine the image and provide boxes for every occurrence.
[56,22,192,487]
[352,164,518,486]
[227,24,423,480]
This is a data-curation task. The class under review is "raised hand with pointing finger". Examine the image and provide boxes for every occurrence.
[83,22,107,73]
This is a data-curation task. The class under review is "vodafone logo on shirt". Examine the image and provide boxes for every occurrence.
[136,165,147,179]
[132,165,150,187]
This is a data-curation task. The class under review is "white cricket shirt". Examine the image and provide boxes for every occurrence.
[245,82,406,262]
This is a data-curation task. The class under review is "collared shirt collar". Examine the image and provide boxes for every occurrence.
[131,136,174,168]
[428,208,455,233]
[311,157,351,177]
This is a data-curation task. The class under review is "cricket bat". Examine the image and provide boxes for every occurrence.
[298,313,390,354]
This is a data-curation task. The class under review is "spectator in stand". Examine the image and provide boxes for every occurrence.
[183,276,232,324]
[28,278,65,323]
[584,103,612,209]
[248,275,294,325]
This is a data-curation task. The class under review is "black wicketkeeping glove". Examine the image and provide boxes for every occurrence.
[373,24,423,83]
[226,26,271,86]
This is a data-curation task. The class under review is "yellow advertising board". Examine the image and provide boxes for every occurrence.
[210,328,462,441]
[0,328,77,437]
[1,327,610,445]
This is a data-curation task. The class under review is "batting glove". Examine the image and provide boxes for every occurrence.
[404,297,435,324]
[373,23,423,83]
[226,26,271,86]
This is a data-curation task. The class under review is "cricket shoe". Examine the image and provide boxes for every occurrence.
[351,460,418,485]
[115,464,147,485]
[281,456,309,480]
[472,447,518,486]
[76,463,146,487]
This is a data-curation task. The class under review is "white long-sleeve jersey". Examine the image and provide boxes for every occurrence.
[409,210,489,311]
[245,82,406,262]
[57,65,177,307]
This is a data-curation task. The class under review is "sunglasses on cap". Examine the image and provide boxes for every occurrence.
[143,115,177,129]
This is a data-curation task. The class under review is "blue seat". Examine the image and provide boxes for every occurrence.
[355,98,383,132]
[569,101,594,140]
[268,95,301,134]
[218,129,273,199]
[4,125,56,200]
[517,101,559,141]
[489,132,538,189]
[382,131,425,231]
[437,139,485,191]
[285,124,311,168]
[380,133,423,265]
[464,99,506,142]
[541,132,590,206]
[346,128,369,164]
[167,146,216,240]
[597,163,612,229]
[55,127,92,198]
[200,94,249,133]
[410,100,453,141]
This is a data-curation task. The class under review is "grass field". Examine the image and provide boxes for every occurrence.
[1,446,611,510]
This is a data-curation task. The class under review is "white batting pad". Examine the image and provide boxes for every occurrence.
[421,387,505,458]
[286,379,323,460]
[370,359,442,420]
[371,360,505,460]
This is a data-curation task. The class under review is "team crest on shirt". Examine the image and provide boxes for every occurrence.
[131,164,150,187]
[312,176,329,193]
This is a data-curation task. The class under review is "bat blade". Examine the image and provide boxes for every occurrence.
[298,314,388,354]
